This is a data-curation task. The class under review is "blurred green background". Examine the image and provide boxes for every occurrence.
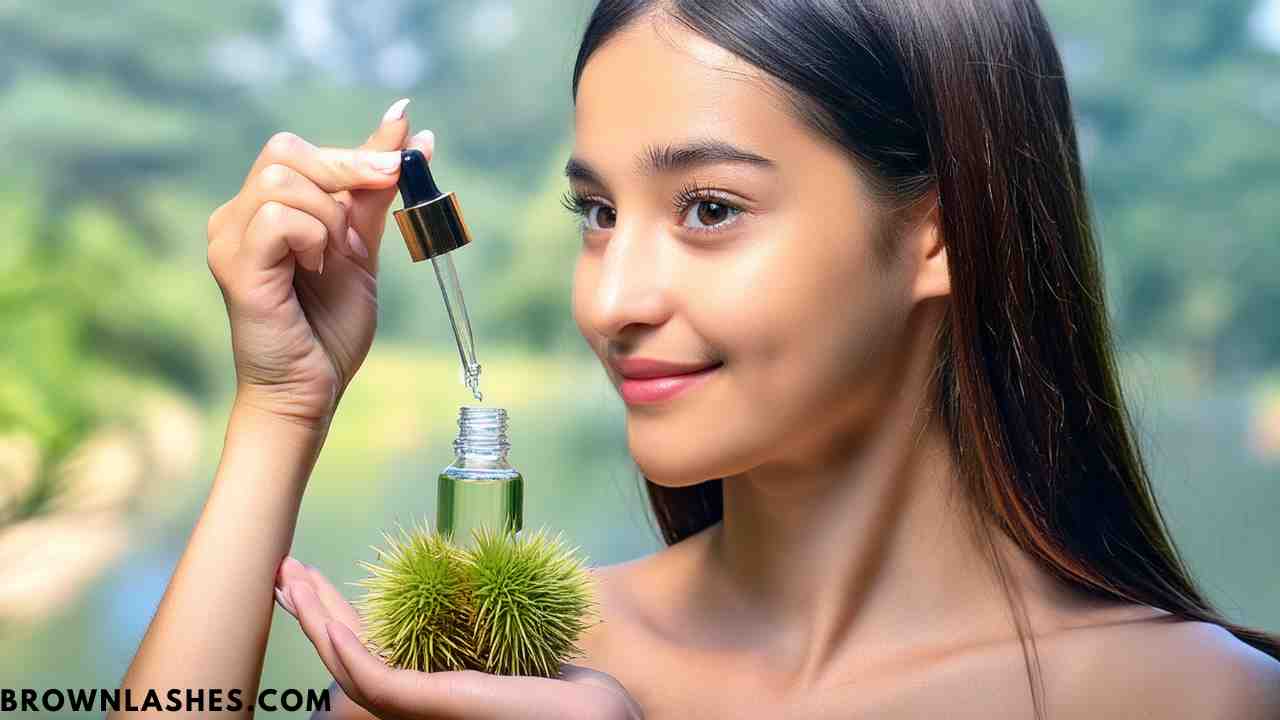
[1,0,1278,713]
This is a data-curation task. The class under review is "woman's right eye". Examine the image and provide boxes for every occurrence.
[559,190,616,231]
[586,204,616,230]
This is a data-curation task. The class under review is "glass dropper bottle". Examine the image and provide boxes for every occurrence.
[437,405,523,551]
[392,149,483,401]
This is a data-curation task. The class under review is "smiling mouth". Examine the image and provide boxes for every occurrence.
[618,362,723,405]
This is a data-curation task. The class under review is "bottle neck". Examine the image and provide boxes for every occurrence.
[453,405,510,460]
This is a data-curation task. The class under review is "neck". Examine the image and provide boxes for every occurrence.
[687,304,1083,689]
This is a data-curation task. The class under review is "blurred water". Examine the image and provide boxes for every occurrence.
[0,354,1275,716]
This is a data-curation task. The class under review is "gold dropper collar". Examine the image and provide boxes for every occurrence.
[392,149,473,261]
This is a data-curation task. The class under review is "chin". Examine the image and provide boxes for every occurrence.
[620,368,769,486]
[629,443,722,488]
[628,428,762,488]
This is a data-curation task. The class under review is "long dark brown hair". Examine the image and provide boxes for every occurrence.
[569,0,1279,716]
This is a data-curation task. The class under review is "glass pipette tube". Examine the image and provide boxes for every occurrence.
[431,252,482,402]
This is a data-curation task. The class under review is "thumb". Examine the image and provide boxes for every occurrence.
[341,98,414,274]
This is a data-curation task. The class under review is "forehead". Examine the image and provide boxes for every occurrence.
[573,16,796,162]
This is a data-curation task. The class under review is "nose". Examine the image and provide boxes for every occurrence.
[584,221,673,341]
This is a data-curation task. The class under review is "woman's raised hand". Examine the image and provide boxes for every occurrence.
[207,99,434,429]
[274,558,644,720]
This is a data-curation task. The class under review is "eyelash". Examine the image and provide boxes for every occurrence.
[558,181,745,236]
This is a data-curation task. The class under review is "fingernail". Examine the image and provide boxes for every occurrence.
[381,97,411,125]
[409,128,434,149]
[347,226,369,259]
[334,203,352,257]
[274,586,297,617]
[317,249,325,275]
[283,555,305,573]
[365,151,401,174]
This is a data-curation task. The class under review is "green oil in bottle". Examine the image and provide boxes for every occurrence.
[437,406,523,550]
[437,472,522,546]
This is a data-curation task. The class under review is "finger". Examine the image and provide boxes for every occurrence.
[321,678,378,720]
[246,163,354,259]
[557,663,623,692]
[330,98,412,255]
[326,619,473,719]
[364,97,412,147]
[289,581,359,696]
[276,555,311,591]
[245,131,403,195]
[405,129,435,164]
[301,562,364,634]
[559,664,644,719]
[220,133,402,246]
[218,100,411,252]
[343,104,420,275]
[240,201,328,274]
[326,621,599,720]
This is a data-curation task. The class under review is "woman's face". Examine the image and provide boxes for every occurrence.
[569,16,934,486]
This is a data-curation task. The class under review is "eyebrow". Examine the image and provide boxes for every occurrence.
[563,138,776,186]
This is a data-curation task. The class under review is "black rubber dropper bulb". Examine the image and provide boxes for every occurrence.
[392,147,470,259]
[397,149,442,207]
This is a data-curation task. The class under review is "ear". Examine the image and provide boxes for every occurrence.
[910,198,949,302]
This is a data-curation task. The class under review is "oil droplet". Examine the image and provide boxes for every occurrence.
[464,362,483,403]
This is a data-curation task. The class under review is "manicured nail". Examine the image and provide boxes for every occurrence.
[381,97,411,125]
[409,128,434,150]
[347,226,369,259]
[365,151,401,174]
[333,203,353,257]
[274,586,297,617]
[282,555,305,574]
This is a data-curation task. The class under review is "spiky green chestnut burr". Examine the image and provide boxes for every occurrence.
[462,524,600,678]
[350,517,477,673]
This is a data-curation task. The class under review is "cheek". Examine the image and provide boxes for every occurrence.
[736,236,898,408]
[635,224,905,483]
[730,208,893,376]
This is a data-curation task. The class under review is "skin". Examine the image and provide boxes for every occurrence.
[561,13,1280,720]
[115,10,1280,720]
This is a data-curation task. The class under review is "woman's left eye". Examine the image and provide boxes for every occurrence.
[679,197,743,232]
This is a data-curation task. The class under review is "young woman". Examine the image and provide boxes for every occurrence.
[116,1,1280,718]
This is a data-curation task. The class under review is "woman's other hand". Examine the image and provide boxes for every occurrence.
[275,558,644,720]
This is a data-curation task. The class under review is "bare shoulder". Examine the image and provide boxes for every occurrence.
[1130,620,1280,717]
[575,553,657,669]
[1050,614,1280,719]
[579,526,711,650]
[573,531,704,673]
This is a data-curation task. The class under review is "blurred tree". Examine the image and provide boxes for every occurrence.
[0,0,596,526]
[1045,0,1280,377]
[0,1,285,526]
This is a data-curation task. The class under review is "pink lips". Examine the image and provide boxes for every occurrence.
[617,362,722,405]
